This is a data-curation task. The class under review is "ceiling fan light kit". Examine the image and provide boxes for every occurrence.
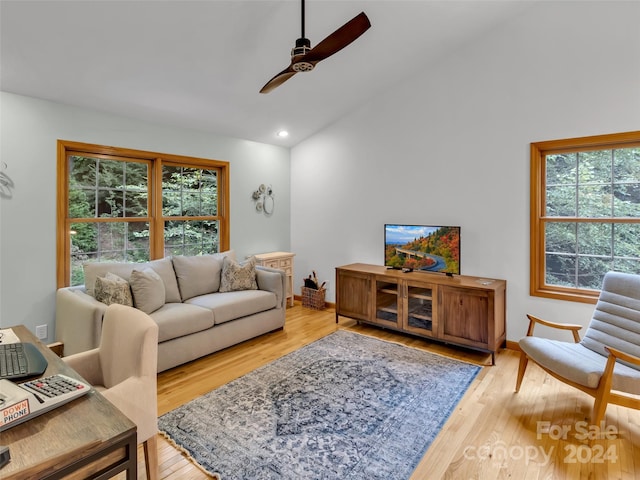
[292,61,314,73]
[260,0,371,93]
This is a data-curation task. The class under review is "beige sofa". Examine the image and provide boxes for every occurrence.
[55,252,286,372]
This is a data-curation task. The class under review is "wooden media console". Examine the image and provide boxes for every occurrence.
[335,263,506,364]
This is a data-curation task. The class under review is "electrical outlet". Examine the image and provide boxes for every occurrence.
[36,324,48,340]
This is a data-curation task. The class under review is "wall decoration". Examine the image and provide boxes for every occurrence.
[252,184,274,215]
[0,162,14,199]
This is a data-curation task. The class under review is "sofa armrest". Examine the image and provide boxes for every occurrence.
[62,348,104,385]
[56,287,107,356]
[256,266,286,309]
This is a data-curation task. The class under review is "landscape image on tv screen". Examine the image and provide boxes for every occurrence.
[385,224,460,274]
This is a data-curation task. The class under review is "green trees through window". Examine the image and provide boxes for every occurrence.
[531,131,640,303]
[68,156,151,285]
[57,141,229,288]
[162,165,220,257]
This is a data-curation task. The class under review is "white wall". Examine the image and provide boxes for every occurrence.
[0,92,290,341]
[2,2,638,348]
[291,1,640,341]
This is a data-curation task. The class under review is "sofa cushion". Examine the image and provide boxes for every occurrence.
[173,250,236,301]
[83,257,181,303]
[219,256,258,292]
[94,272,133,307]
[185,290,277,325]
[149,303,215,343]
[130,268,166,314]
[148,257,181,303]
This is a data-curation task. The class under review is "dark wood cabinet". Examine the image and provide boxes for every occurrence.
[335,263,506,364]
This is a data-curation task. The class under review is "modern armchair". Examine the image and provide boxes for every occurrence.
[63,304,160,480]
[515,271,640,425]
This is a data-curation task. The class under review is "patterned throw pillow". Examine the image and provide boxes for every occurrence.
[219,256,258,292]
[94,272,133,306]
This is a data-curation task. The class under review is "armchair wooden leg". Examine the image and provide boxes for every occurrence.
[592,355,616,426]
[515,352,529,393]
[593,383,611,426]
[143,435,159,480]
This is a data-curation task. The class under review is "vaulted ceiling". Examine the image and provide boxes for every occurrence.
[1,1,532,147]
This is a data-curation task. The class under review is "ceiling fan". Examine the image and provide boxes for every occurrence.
[259,0,371,94]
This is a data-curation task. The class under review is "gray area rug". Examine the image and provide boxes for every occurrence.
[159,330,481,479]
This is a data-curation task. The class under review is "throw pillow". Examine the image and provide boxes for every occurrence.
[172,250,236,300]
[219,256,258,292]
[94,272,133,307]
[84,261,141,298]
[130,268,166,314]
[148,257,182,303]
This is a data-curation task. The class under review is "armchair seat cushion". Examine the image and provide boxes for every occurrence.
[520,336,640,394]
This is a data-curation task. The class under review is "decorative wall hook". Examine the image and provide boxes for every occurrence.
[252,184,274,215]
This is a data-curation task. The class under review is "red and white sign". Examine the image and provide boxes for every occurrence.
[2,398,30,428]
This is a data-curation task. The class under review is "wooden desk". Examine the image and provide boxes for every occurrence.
[1,326,137,480]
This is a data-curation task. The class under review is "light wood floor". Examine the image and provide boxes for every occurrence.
[128,304,640,479]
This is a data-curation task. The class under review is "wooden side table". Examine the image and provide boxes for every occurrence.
[254,252,295,307]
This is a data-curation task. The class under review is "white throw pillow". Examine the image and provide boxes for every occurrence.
[219,256,258,292]
[130,268,166,314]
[94,272,133,307]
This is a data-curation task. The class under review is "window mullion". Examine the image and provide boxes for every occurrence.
[123,161,127,260]
[151,159,164,259]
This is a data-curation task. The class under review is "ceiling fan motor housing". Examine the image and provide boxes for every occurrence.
[291,38,314,72]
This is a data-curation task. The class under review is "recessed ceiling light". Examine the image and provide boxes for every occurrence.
[276,130,289,138]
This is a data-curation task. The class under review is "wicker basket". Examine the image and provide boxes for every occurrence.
[301,286,326,310]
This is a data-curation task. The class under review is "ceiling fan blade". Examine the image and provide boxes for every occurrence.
[303,12,370,64]
[260,67,297,94]
[259,8,371,94]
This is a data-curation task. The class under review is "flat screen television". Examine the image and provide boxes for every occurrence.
[384,224,461,275]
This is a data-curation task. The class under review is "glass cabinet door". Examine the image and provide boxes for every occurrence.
[403,281,435,337]
[375,278,400,327]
